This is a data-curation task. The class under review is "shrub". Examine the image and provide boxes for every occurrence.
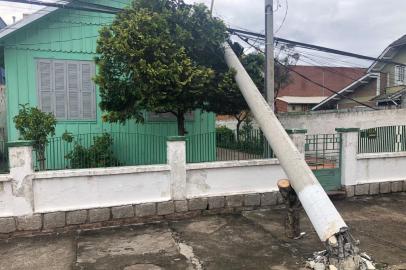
[216,125,265,155]
[216,126,235,147]
[64,133,120,169]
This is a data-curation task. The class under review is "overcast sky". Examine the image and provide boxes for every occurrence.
[1,0,405,66]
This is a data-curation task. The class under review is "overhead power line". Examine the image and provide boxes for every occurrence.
[1,0,403,70]
[228,28,406,68]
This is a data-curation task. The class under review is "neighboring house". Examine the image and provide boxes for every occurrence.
[0,1,215,166]
[0,17,6,30]
[216,65,365,130]
[313,35,406,110]
[276,65,366,112]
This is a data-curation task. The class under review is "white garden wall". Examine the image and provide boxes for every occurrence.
[356,152,406,184]
[33,166,171,213]
[186,159,286,198]
[1,131,405,224]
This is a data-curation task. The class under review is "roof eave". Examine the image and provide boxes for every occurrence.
[0,6,58,41]
[311,73,379,111]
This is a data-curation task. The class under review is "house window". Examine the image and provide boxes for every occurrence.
[395,65,405,86]
[36,59,96,120]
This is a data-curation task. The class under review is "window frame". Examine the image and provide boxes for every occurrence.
[36,59,97,121]
[395,65,405,86]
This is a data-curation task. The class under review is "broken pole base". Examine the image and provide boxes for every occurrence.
[325,232,364,270]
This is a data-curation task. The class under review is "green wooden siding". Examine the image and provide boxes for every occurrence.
[1,1,216,166]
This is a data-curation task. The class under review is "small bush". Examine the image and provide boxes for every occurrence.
[64,133,120,169]
[216,126,264,155]
[13,104,56,170]
[216,126,235,147]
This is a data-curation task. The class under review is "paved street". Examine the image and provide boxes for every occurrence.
[0,193,405,270]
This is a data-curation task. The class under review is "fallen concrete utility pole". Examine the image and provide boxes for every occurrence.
[223,42,346,242]
[223,43,366,269]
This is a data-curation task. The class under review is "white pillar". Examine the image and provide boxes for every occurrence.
[287,129,307,158]
[7,141,35,216]
[167,137,187,200]
[336,128,359,187]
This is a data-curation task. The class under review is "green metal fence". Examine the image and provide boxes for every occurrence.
[0,141,9,174]
[186,130,274,163]
[358,125,406,153]
[305,134,341,170]
[305,133,342,191]
[36,132,167,171]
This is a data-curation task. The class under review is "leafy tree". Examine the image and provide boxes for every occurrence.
[206,45,262,138]
[13,104,56,170]
[95,0,233,136]
[209,44,299,137]
[63,133,120,169]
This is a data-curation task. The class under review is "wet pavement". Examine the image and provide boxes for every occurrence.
[0,193,405,270]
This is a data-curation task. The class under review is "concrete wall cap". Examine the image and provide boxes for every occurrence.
[167,136,186,141]
[335,128,360,133]
[286,128,307,134]
[7,140,35,147]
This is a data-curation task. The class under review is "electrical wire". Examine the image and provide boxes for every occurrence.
[275,0,288,34]
[2,0,404,73]
[229,28,406,68]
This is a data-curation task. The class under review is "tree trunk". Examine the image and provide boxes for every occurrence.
[236,119,243,141]
[235,112,247,142]
[278,179,301,239]
[177,113,186,136]
[37,147,46,171]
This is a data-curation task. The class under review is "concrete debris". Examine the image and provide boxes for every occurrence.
[305,250,376,270]
[314,263,326,270]
[361,258,376,270]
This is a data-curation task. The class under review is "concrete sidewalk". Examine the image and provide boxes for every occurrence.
[0,193,405,270]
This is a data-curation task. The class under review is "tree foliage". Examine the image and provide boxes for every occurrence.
[95,0,233,135]
[13,104,56,170]
[208,45,297,135]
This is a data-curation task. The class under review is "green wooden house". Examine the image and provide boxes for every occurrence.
[0,1,216,169]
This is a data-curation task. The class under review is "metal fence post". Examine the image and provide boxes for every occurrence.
[286,129,307,158]
[336,128,359,190]
[7,140,35,216]
[167,136,187,200]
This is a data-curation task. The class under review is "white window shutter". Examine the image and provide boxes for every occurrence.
[67,62,80,119]
[37,59,96,120]
[37,60,53,113]
[81,62,95,119]
[54,61,67,119]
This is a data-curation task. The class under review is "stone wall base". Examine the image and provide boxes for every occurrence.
[345,180,406,197]
[0,192,284,238]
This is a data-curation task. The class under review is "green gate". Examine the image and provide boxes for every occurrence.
[305,134,342,191]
